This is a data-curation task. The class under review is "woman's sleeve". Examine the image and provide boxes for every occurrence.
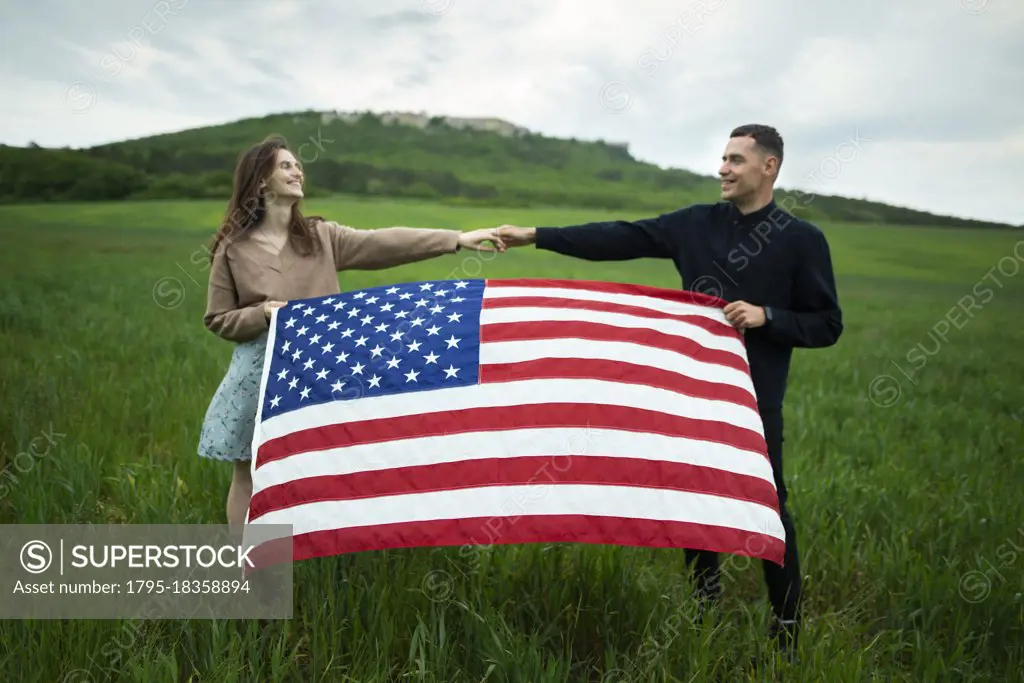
[202,247,268,342]
[322,220,461,271]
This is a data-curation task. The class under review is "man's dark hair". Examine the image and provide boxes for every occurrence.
[730,124,784,167]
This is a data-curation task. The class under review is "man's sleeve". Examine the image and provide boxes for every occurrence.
[763,227,843,348]
[534,211,677,261]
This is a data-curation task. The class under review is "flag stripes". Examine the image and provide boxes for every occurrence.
[245,277,785,567]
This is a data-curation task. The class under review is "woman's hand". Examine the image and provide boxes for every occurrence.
[457,228,507,253]
[264,300,287,320]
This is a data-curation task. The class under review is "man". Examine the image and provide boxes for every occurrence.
[495,124,843,662]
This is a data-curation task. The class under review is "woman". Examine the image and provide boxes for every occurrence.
[198,135,505,528]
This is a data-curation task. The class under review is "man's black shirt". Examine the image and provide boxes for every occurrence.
[534,199,843,412]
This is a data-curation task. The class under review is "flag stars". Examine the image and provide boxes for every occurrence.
[268,280,479,413]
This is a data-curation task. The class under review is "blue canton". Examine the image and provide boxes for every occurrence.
[259,279,485,420]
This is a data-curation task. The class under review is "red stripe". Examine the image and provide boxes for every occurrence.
[481,358,758,413]
[246,516,785,569]
[256,404,767,467]
[485,278,730,309]
[247,455,779,521]
[480,320,751,376]
[241,536,294,578]
[483,295,738,340]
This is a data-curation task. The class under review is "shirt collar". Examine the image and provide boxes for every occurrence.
[726,198,779,226]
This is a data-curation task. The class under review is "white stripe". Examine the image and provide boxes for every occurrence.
[479,338,756,399]
[479,307,746,358]
[246,484,786,541]
[250,427,775,495]
[255,378,765,445]
[484,285,731,325]
[248,310,282,524]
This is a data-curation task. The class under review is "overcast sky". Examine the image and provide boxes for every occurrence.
[2,0,1022,225]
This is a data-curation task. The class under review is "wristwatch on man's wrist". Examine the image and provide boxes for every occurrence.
[763,306,774,326]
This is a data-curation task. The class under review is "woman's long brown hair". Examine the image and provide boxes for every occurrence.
[208,135,323,262]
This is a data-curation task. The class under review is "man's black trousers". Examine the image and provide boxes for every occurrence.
[683,408,802,625]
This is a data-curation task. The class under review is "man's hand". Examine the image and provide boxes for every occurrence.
[495,225,536,248]
[723,301,767,329]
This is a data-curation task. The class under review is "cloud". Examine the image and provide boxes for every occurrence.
[0,0,1021,225]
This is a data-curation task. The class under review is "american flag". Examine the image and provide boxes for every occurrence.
[244,278,785,567]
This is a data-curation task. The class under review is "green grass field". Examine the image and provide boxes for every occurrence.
[1,196,1022,682]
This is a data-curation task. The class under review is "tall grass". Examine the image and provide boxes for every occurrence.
[1,199,1022,681]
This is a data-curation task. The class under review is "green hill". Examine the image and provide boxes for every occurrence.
[0,109,1017,230]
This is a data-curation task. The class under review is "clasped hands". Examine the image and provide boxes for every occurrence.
[455,225,535,253]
